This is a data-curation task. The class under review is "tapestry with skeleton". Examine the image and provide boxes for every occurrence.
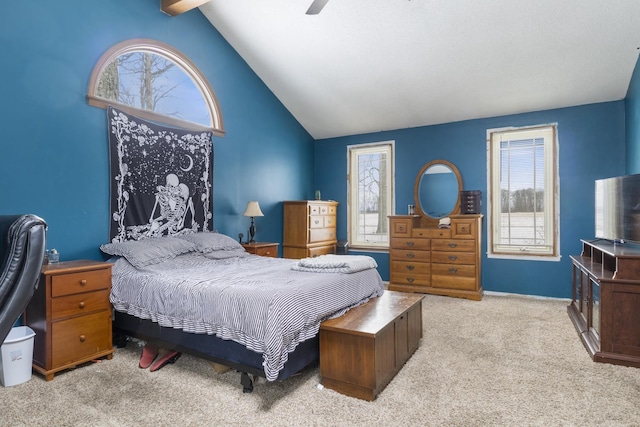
[107,106,214,242]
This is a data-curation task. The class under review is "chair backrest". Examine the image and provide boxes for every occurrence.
[0,215,47,344]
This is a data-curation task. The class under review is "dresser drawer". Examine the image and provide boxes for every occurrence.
[390,218,413,238]
[431,252,476,265]
[431,239,475,253]
[51,268,110,297]
[390,272,431,286]
[432,264,476,290]
[391,261,430,275]
[310,228,336,243]
[51,310,112,367]
[390,249,430,262]
[391,238,431,251]
[451,220,476,238]
[310,204,337,215]
[413,228,451,239]
[51,289,110,320]
[308,245,336,257]
[309,215,336,229]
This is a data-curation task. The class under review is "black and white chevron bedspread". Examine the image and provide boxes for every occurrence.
[110,252,385,380]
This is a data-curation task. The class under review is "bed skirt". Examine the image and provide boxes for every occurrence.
[112,311,320,381]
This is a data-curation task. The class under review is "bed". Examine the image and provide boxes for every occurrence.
[103,233,385,390]
[103,107,384,390]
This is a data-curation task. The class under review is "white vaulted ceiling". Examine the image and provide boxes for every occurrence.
[198,0,640,139]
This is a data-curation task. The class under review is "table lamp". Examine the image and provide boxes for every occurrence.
[243,201,264,243]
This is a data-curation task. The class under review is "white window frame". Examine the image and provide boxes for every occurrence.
[347,141,395,250]
[487,124,560,261]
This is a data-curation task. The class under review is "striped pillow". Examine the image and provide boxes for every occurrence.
[175,232,243,253]
[100,236,196,268]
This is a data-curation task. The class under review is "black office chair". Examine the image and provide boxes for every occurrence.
[0,215,47,344]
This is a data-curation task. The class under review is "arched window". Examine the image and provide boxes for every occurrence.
[87,39,224,136]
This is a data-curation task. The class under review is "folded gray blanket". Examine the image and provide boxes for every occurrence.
[291,254,378,273]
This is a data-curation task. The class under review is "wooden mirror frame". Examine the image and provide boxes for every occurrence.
[413,159,463,227]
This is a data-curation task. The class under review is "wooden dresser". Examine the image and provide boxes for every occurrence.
[388,214,483,300]
[568,239,640,368]
[283,200,338,259]
[26,260,114,380]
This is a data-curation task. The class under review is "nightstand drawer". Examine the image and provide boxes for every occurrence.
[254,245,277,257]
[51,269,110,297]
[51,289,110,320]
[51,310,112,367]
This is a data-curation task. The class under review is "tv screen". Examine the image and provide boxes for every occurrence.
[595,174,640,243]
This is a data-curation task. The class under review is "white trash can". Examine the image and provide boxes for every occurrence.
[0,326,36,387]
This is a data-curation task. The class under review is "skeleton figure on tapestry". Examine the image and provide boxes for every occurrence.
[129,173,196,238]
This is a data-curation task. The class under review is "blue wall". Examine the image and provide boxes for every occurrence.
[0,0,314,260]
[626,55,640,174]
[315,102,626,298]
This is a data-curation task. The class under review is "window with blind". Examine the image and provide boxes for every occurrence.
[347,142,395,249]
[487,125,560,259]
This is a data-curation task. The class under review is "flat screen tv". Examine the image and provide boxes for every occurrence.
[595,174,640,244]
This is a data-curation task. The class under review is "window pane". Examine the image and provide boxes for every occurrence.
[499,137,546,247]
[97,52,210,126]
[348,143,393,248]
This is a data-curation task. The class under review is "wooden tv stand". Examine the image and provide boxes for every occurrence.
[319,291,424,400]
[568,239,640,368]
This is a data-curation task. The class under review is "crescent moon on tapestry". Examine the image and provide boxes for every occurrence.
[181,154,194,172]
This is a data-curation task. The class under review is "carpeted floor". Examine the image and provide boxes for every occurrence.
[2,293,639,426]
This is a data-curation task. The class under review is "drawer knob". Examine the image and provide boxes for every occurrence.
[406,265,415,271]
[406,241,414,247]
[449,267,458,274]
[80,279,87,286]
[461,227,468,232]
[314,220,320,225]
[448,243,458,248]
[406,253,415,259]
[79,302,85,309]
[407,277,415,283]
[448,255,458,261]
[79,335,86,343]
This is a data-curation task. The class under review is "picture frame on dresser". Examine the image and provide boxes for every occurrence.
[388,160,483,300]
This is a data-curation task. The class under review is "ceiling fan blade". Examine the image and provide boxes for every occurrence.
[306,0,329,15]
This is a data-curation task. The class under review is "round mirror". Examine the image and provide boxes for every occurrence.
[414,160,462,221]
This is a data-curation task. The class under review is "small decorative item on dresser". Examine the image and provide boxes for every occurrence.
[460,190,482,214]
[408,204,415,215]
[314,190,321,200]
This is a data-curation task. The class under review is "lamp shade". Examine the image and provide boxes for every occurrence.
[243,201,264,217]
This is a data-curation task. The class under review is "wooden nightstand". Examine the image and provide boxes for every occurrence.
[242,242,279,258]
[25,260,114,381]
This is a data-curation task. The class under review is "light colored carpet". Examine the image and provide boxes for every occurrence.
[2,293,639,426]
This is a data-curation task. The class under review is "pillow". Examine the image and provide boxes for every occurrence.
[201,249,249,260]
[100,236,196,268]
[176,232,244,253]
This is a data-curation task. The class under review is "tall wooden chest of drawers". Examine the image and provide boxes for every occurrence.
[283,200,338,259]
[388,214,483,300]
[26,260,114,380]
